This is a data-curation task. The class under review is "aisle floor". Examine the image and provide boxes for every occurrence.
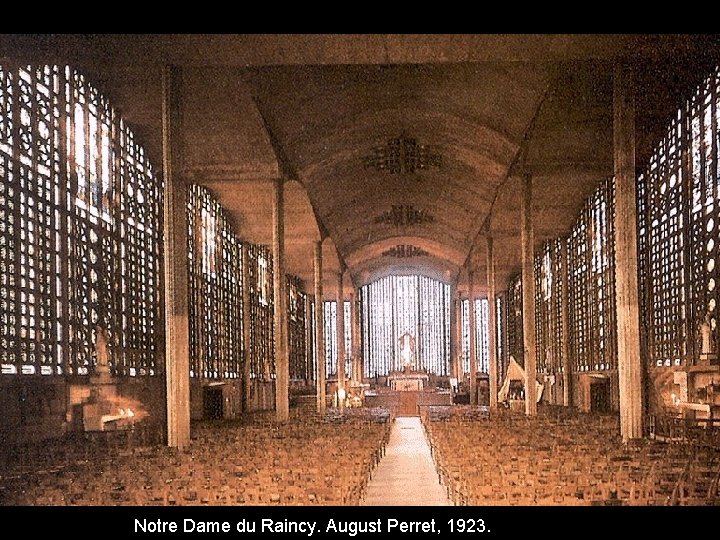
[361,416,451,506]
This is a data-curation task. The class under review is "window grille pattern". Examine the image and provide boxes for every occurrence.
[496,295,507,382]
[1,65,161,377]
[638,67,720,367]
[460,298,470,374]
[186,185,242,379]
[534,239,565,374]
[287,275,308,381]
[459,298,489,374]
[475,298,490,374]
[361,275,450,377]
[506,275,524,366]
[567,177,617,372]
[323,300,351,379]
[308,299,317,382]
[247,243,274,379]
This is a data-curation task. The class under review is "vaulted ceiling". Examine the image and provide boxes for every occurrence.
[247,63,550,284]
[4,34,719,294]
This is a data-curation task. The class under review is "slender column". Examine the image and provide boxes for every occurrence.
[522,173,537,416]
[162,65,190,449]
[273,178,289,422]
[560,241,572,407]
[487,236,498,408]
[313,241,326,413]
[352,290,362,382]
[241,244,252,412]
[468,271,478,405]
[614,63,643,442]
[337,271,346,408]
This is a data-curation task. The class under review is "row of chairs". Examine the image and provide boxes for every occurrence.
[424,407,720,506]
[0,408,392,506]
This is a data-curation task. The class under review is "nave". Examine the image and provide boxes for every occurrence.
[2,405,720,506]
[3,34,720,508]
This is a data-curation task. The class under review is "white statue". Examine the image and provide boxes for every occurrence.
[700,313,714,355]
[399,332,415,369]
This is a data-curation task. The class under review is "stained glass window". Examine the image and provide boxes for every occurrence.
[0,64,161,377]
[534,239,564,374]
[506,275,524,366]
[186,185,242,380]
[638,66,720,368]
[247,243,274,379]
[287,275,308,381]
[475,298,489,374]
[567,177,617,372]
[361,275,450,377]
[496,295,507,382]
[322,300,351,379]
[460,298,470,374]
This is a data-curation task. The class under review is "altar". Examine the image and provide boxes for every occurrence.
[386,331,429,391]
[388,367,429,391]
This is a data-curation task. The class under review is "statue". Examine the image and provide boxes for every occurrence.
[93,325,112,385]
[399,332,416,371]
[700,312,714,356]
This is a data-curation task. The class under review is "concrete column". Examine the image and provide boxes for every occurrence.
[468,271,478,406]
[241,244,252,413]
[272,178,289,422]
[522,173,537,416]
[337,271,346,407]
[560,240,572,407]
[487,236,498,408]
[614,63,643,442]
[313,241,326,414]
[162,65,190,450]
[352,290,362,382]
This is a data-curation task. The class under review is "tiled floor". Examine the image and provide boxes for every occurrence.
[362,416,451,506]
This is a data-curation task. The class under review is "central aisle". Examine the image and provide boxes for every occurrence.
[362,416,451,506]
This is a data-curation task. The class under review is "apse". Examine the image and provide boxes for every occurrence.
[360,274,451,377]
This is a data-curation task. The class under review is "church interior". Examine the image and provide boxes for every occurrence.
[2,34,720,506]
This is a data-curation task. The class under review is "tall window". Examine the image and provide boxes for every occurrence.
[506,276,524,366]
[247,243,274,379]
[323,300,338,378]
[496,295,507,382]
[567,177,616,372]
[508,180,615,376]
[187,185,242,380]
[287,275,308,381]
[460,298,470,374]
[475,298,489,374]
[361,275,450,377]
[323,300,351,379]
[308,299,317,381]
[0,65,161,377]
[534,239,565,374]
[638,67,720,368]
[459,298,489,374]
